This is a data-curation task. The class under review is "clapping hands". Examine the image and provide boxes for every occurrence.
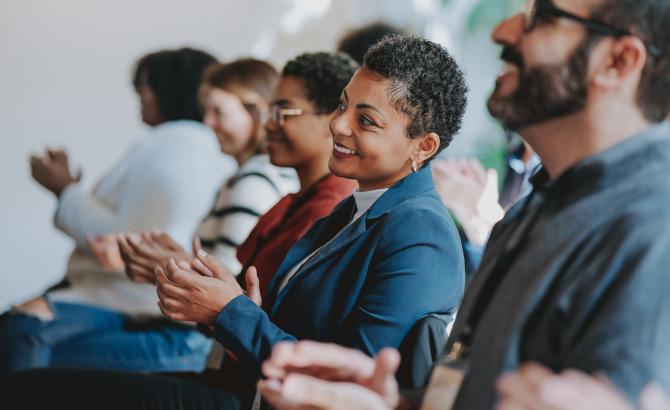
[432,158,504,246]
[116,231,191,284]
[30,148,81,197]
[156,249,262,325]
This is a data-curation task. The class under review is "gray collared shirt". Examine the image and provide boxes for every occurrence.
[447,123,670,409]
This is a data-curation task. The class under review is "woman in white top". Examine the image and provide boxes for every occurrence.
[0,48,235,387]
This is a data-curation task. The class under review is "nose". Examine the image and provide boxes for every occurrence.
[329,110,353,139]
[492,13,525,47]
[265,114,279,133]
[203,111,217,130]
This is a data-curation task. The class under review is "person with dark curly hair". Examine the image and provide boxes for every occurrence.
[1,37,469,409]
[0,47,235,389]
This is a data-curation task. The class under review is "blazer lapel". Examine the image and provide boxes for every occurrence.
[269,214,368,316]
[265,197,356,307]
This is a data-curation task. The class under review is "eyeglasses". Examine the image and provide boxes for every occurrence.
[523,0,661,58]
[269,105,319,126]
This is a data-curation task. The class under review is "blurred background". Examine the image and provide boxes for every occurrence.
[0,0,522,311]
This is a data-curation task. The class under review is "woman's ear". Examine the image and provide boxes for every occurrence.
[416,132,441,165]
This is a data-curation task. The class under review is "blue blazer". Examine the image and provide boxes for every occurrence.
[214,165,465,379]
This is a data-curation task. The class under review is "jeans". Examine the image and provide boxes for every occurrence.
[0,301,212,392]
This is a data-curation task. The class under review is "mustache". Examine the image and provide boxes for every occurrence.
[501,47,524,71]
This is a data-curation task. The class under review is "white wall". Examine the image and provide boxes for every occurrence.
[0,0,504,311]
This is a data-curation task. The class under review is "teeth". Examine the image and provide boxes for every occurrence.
[502,62,520,74]
[334,143,358,155]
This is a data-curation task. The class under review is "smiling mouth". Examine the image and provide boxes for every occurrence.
[266,133,286,144]
[333,142,359,156]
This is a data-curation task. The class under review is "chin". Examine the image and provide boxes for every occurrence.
[269,156,291,168]
[327,160,354,180]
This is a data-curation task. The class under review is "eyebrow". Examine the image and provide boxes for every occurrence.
[343,89,386,119]
[271,99,293,107]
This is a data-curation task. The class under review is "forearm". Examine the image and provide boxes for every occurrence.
[214,295,296,377]
[54,184,116,248]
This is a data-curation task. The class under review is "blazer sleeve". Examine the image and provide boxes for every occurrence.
[214,204,466,377]
[337,206,465,356]
[213,295,296,376]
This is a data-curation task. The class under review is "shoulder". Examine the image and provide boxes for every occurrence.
[376,190,460,245]
[298,195,347,221]
[382,189,451,226]
[230,155,297,195]
[149,121,221,157]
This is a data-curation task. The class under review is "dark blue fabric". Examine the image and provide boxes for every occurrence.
[214,166,465,379]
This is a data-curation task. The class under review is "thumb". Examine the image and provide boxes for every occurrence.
[192,236,202,255]
[245,266,262,306]
[484,168,498,190]
[368,348,401,396]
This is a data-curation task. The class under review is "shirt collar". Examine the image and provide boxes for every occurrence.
[530,122,670,195]
[352,188,388,221]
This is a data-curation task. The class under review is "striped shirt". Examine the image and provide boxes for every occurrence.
[197,154,298,275]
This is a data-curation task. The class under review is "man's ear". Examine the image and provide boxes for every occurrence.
[592,36,647,90]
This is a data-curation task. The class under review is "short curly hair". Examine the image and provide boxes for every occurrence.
[133,47,217,122]
[363,34,468,158]
[282,52,359,113]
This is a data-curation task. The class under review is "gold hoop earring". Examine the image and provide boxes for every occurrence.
[411,159,419,173]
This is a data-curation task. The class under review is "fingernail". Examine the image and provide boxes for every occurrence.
[197,249,207,258]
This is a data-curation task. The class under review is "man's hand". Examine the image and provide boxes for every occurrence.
[259,375,393,410]
[155,252,244,325]
[117,231,190,284]
[432,158,503,246]
[29,148,80,197]
[497,363,670,410]
[86,233,124,271]
[259,341,401,410]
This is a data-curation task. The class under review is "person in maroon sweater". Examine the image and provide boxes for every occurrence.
[237,173,356,301]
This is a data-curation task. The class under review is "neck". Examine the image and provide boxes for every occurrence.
[519,103,652,180]
[234,149,256,166]
[295,154,332,193]
[520,141,535,164]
